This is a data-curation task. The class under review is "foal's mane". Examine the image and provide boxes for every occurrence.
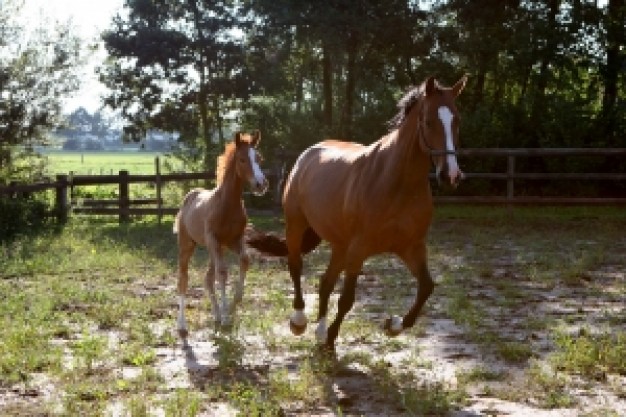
[216,142,236,186]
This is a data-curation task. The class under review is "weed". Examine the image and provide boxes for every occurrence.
[72,332,108,372]
[162,389,202,417]
[457,366,507,384]
[551,328,626,377]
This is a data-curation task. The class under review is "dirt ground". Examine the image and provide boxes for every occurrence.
[1,213,624,416]
[149,216,626,416]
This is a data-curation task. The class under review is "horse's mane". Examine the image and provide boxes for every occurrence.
[216,142,236,186]
[388,80,441,131]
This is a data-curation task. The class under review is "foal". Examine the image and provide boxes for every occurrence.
[173,131,268,338]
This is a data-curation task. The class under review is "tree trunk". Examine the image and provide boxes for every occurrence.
[530,0,560,146]
[602,0,624,114]
[340,32,357,140]
[322,40,333,133]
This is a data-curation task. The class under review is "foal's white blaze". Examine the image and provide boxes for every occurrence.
[249,148,266,189]
[437,106,462,184]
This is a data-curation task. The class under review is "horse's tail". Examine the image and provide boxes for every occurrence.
[246,226,321,257]
[173,188,203,235]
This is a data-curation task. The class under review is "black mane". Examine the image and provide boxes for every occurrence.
[387,85,424,131]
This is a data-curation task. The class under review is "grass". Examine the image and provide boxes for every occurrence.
[1,206,625,415]
[41,150,180,176]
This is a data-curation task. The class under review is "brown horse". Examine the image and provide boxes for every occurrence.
[247,76,467,350]
[173,131,268,338]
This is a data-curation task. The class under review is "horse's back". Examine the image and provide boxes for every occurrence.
[284,140,369,243]
[175,188,216,245]
[284,138,432,253]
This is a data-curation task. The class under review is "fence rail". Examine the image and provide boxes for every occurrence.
[1,148,625,224]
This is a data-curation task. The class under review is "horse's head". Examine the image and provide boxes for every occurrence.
[234,130,269,195]
[419,75,467,188]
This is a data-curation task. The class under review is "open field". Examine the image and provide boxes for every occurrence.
[1,207,625,416]
[40,150,181,176]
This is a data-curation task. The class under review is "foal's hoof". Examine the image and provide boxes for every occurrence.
[289,319,307,336]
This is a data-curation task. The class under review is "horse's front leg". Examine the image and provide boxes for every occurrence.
[385,241,434,337]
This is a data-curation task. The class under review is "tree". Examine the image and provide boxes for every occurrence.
[0,0,82,180]
[100,0,251,171]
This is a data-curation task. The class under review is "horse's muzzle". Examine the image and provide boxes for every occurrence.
[437,167,464,189]
[252,178,269,196]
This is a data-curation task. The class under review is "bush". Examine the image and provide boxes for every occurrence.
[0,197,49,242]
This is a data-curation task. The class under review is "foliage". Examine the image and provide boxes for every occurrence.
[100,0,253,171]
[0,0,83,177]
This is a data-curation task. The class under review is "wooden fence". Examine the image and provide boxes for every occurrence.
[1,148,625,224]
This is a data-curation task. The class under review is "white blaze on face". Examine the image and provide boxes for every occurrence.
[437,106,462,184]
[248,148,266,187]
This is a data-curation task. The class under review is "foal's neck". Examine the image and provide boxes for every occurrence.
[217,162,245,207]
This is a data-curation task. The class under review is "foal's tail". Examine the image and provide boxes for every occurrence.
[173,188,203,234]
[246,227,321,257]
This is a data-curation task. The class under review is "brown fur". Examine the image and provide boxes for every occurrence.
[247,76,467,349]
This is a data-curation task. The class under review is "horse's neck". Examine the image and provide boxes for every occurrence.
[381,114,431,190]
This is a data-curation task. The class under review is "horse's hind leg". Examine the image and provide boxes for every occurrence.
[385,242,434,337]
[176,228,196,340]
[324,246,365,349]
[315,246,345,344]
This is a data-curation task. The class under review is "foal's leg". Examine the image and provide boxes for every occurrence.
[315,247,345,344]
[176,230,196,339]
[232,236,249,306]
[384,241,434,337]
[204,233,226,326]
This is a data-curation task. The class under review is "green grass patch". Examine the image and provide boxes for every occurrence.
[551,329,626,378]
[42,150,179,176]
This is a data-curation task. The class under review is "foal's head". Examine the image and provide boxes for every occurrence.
[419,76,467,188]
[227,130,268,195]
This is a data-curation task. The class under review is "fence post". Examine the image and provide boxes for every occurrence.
[55,174,69,224]
[155,156,162,224]
[119,170,130,224]
[507,155,515,204]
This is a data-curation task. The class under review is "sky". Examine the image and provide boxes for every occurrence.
[18,0,125,114]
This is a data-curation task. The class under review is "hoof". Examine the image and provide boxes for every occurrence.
[383,317,403,337]
[177,328,189,339]
[289,319,307,336]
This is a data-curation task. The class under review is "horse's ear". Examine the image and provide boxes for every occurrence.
[452,75,468,98]
[234,132,243,147]
[425,76,437,96]
[252,130,261,147]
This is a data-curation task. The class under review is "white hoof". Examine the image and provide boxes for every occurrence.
[289,310,307,335]
[315,317,328,344]
[383,315,404,337]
